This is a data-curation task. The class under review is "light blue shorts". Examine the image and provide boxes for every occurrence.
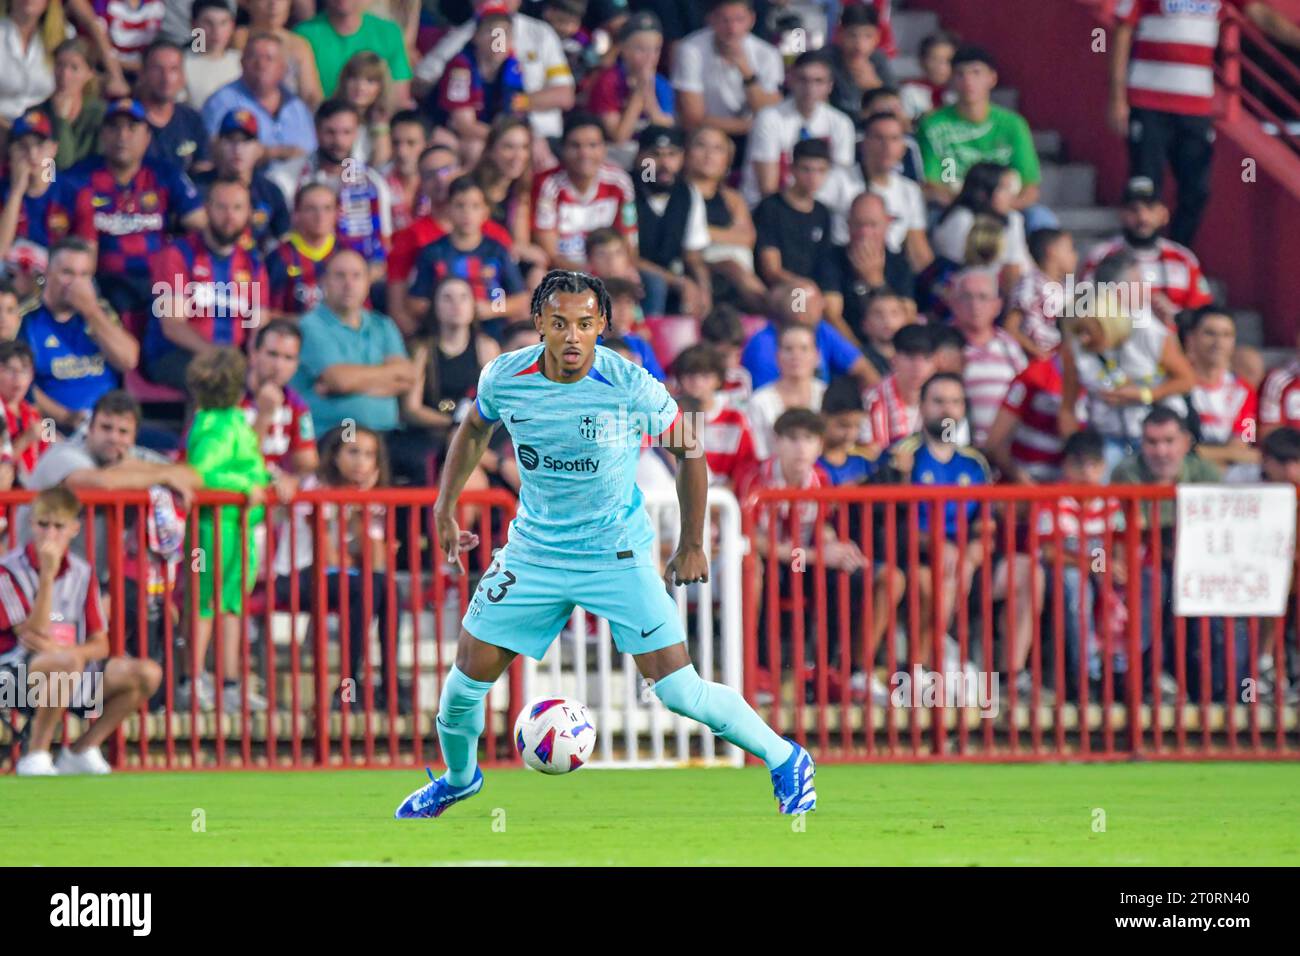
[461,550,687,661]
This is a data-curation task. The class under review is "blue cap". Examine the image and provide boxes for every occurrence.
[103,98,149,123]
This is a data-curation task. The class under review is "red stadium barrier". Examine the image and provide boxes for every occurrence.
[0,488,523,772]
[741,485,1300,763]
[4,483,1299,770]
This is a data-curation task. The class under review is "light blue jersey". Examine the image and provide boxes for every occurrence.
[475,344,679,571]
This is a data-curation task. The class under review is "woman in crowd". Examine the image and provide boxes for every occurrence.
[272,424,404,712]
[684,124,768,313]
[1059,250,1197,476]
[40,37,105,169]
[234,0,324,109]
[336,51,393,168]
[472,115,547,284]
[930,162,1032,292]
[746,324,828,460]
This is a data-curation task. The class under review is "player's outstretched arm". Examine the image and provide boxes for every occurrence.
[661,413,710,588]
[435,403,495,564]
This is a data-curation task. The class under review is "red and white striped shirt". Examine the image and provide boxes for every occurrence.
[862,374,918,449]
[1082,235,1213,319]
[701,400,760,488]
[962,328,1028,446]
[1036,496,1124,544]
[736,457,832,548]
[720,365,754,408]
[1001,357,1068,482]
[532,163,638,265]
[1115,0,1238,116]
[1190,370,1256,444]
[1009,268,1063,353]
[1259,359,1300,431]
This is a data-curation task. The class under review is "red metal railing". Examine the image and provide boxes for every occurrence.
[0,488,522,771]
[741,484,1300,762]
[1218,5,1300,159]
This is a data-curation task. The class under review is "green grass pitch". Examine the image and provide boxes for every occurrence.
[3,763,1298,866]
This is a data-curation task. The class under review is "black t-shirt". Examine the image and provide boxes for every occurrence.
[822,243,917,335]
[146,104,209,172]
[753,193,834,285]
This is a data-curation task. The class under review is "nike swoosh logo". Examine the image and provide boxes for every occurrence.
[510,415,533,423]
[640,623,664,638]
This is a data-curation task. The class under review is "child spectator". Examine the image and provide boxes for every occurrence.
[179,347,271,713]
[184,0,242,108]
[752,137,835,288]
[603,276,665,380]
[0,340,50,489]
[0,109,60,269]
[337,52,395,169]
[701,303,753,406]
[543,0,599,87]
[1006,227,1076,361]
[407,175,529,326]
[586,10,673,158]
[436,6,527,161]
[272,424,402,712]
[586,227,643,288]
[857,291,911,381]
[899,30,957,121]
[818,374,878,485]
[674,343,758,488]
[5,486,161,776]
[828,3,892,117]
[1037,428,1126,700]
[0,280,21,342]
[747,323,826,459]
[931,323,966,375]
[862,324,937,452]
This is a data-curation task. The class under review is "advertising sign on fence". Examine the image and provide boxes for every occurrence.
[1173,484,1297,617]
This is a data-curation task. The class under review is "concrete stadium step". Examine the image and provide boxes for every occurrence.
[891,8,941,57]
[892,54,923,83]
[1039,161,1097,208]
[1056,206,1121,243]
[991,86,1020,112]
[1033,129,1065,162]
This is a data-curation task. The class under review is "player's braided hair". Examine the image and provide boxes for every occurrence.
[529,270,612,326]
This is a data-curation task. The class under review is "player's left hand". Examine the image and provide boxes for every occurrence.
[664,546,709,588]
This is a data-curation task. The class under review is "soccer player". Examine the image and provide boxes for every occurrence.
[395,271,816,819]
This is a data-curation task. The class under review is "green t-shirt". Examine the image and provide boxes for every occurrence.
[293,13,412,99]
[1111,453,1222,529]
[918,103,1041,189]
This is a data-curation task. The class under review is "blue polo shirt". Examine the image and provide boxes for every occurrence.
[20,303,121,413]
[741,320,862,390]
[200,80,317,157]
[291,304,408,433]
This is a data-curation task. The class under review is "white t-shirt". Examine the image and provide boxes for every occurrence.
[1072,320,1188,441]
[931,206,1032,272]
[741,98,856,206]
[414,13,574,139]
[183,50,244,109]
[821,165,925,251]
[643,184,710,253]
[746,379,827,461]
[0,19,55,121]
[671,27,784,122]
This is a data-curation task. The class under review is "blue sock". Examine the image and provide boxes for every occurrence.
[436,665,495,787]
[653,665,794,770]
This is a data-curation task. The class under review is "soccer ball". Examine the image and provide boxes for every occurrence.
[513,696,597,774]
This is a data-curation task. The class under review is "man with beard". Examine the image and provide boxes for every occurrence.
[632,125,711,319]
[270,100,392,284]
[144,178,270,390]
[192,110,290,255]
[54,99,206,322]
[1080,176,1212,329]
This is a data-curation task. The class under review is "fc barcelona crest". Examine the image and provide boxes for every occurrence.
[579,414,611,441]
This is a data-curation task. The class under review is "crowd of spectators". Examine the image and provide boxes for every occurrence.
[0,0,1297,728]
